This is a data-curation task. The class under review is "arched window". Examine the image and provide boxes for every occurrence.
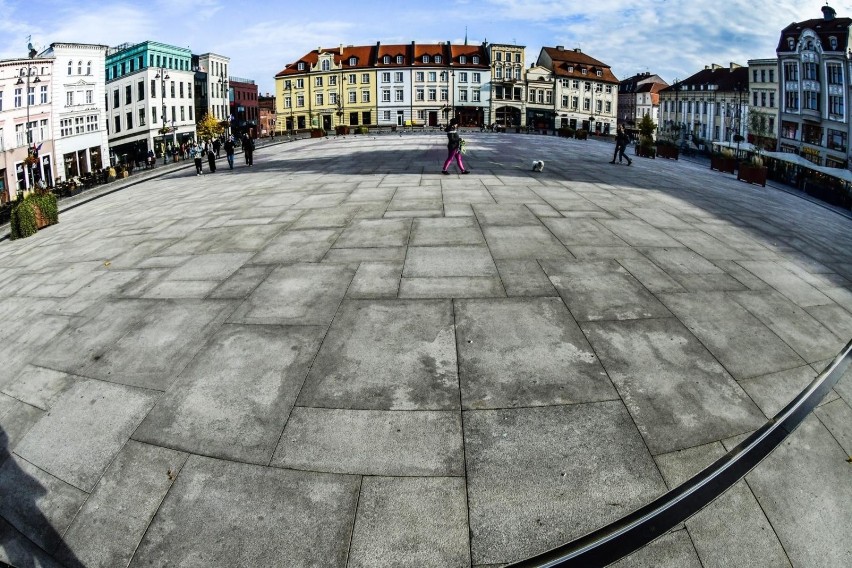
[787,37,795,50]
[67,60,72,75]
[321,59,330,71]
[78,60,82,74]
[87,61,91,75]
[830,36,838,50]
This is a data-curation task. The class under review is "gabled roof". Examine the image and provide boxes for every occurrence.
[449,43,489,67]
[540,46,619,84]
[411,43,449,67]
[777,11,852,52]
[376,44,410,66]
[275,45,377,77]
[659,65,749,94]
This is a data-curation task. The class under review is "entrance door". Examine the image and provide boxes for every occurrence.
[428,111,438,126]
[322,115,332,130]
[397,111,404,126]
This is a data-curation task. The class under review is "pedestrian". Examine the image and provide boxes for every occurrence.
[147,149,155,169]
[207,144,217,173]
[191,144,204,175]
[610,125,632,165]
[243,135,254,166]
[224,136,235,170]
[213,138,221,158]
[441,118,469,174]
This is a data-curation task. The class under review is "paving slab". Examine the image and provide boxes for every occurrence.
[333,218,412,248]
[250,228,341,264]
[464,402,665,565]
[542,217,628,247]
[813,397,852,454]
[398,276,506,298]
[582,317,765,454]
[409,217,485,246]
[133,324,324,464]
[482,225,571,259]
[404,245,498,277]
[0,365,77,411]
[493,259,556,297]
[455,297,616,408]
[298,300,458,410]
[348,477,470,568]
[347,261,403,298]
[598,219,683,248]
[14,379,160,492]
[737,260,833,307]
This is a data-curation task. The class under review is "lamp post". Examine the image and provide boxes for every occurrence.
[287,80,293,137]
[155,68,169,165]
[219,73,229,137]
[18,42,40,193]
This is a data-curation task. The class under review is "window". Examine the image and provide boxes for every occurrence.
[428,71,437,82]
[416,88,424,101]
[472,56,479,64]
[315,76,323,87]
[316,93,323,105]
[784,63,798,81]
[284,96,292,108]
[596,70,602,77]
[803,62,818,81]
[394,72,403,82]
[362,111,371,124]
[383,55,390,65]
[769,70,775,82]
[382,72,391,83]
[515,53,521,63]
[417,109,426,120]
[139,108,146,126]
[396,55,403,64]
[40,85,48,104]
[804,90,818,110]
[383,110,391,120]
[151,80,156,98]
[546,91,552,104]
[349,57,357,66]
[828,64,842,85]
[496,52,502,62]
[459,90,468,102]
[459,56,467,64]
[428,88,436,101]
[769,92,775,107]
[581,68,587,75]
[329,75,337,86]
[330,92,337,104]
[495,67,502,80]
[138,81,145,101]
[348,74,356,84]
[583,98,590,111]
[67,60,72,75]
[760,69,766,82]
[114,115,121,133]
[829,95,843,116]
[459,72,468,83]
[395,89,404,102]
[179,82,184,98]
[382,89,391,102]
[152,105,157,123]
[349,91,357,103]
[827,128,846,151]
[537,90,543,103]
[416,71,424,82]
[361,73,370,83]
[472,72,480,82]
[170,81,175,98]
[422,55,430,63]
[527,88,535,103]
[297,62,305,71]
[573,80,579,89]
[595,100,602,113]
[322,59,330,71]
[0,91,3,111]
[785,90,799,110]
[605,85,612,94]
[753,92,759,106]
[605,101,611,113]
[126,111,133,130]
[753,70,758,82]
[435,55,442,63]
[761,92,766,107]
[86,90,92,104]
[440,88,448,101]
[125,85,132,105]
[189,107,193,121]
[296,95,304,107]
[296,78,304,88]
[472,89,480,102]
[561,95,569,107]
[64,91,72,106]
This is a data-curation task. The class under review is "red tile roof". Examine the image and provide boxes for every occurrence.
[541,47,619,84]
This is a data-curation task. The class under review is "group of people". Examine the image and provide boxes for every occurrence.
[190,135,255,176]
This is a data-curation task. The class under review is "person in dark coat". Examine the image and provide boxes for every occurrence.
[441,118,468,174]
[207,144,217,172]
[224,137,235,170]
[243,135,254,166]
[610,125,632,165]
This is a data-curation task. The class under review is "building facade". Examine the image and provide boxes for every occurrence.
[376,44,412,127]
[489,43,526,128]
[659,64,750,148]
[525,65,554,130]
[747,58,779,149]
[635,82,665,129]
[618,72,668,129]
[777,5,851,167]
[538,47,619,134]
[195,53,230,126]
[258,93,275,137]
[229,77,258,138]
[105,41,196,162]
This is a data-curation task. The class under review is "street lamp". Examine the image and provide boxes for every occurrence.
[219,73,229,137]
[155,68,169,165]
[18,42,40,194]
[287,80,294,137]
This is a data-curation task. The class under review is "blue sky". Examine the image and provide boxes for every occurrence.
[0,0,836,93]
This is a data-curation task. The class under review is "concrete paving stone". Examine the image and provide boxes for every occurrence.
[598,219,683,248]
[0,365,77,411]
[347,261,403,298]
[0,454,88,553]
[731,290,845,362]
[737,260,833,307]
[141,279,220,298]
[127,455,360,567]
[618,257,687,294]
[348,477,470,568]
[557,208,612,218]
[542,217,628,247]
[209,265,273,299]
[526,202,563,217]
[14,379,159,492]
[665,229,744,260]
[654,442,791,568]
[443,189,496,204]
[404,246,498,278]
[398,276,506,298]
[54,269,141,315]
[814,398,852,454]
[117,267,172,297]
[101,239,175,269]
[249,228,340,264]
[334,218,412,248]
[640,247,724,275]
[542,260,671,321]
[473,205,541,226]
[228,263,355,326]
[133,324,323,464]
[83,299,237,391]
[711,259,770,290]
[482,225,571,260]
[0,402,44,460]
[323,246,407,263]
[18,262,103,299]
[565,245,648,259]
[293,192,348,209]
[455,298,616,409]
[822,285,852,311]
[57,441,188,568]
[272,407,463,476]
[383,208,443,218]
[0,392,16,419]
[744,415,852,568]
[464,402,666,565]
[778,261,851,291]
[609,529,702,568]
[669,272,749,292]
[298,300,458,410]
[0,517,67,568]
[288,206,362,229]
[486,186,546,205]
[738,365,819,418]
[805,302,852,340]
[444,203,475,216]
[659,292,806,380]
[31,299,154,375]
[494,259,557,297]
[628,208,693,230]
[409,217,485,246]
[582,318,766,455]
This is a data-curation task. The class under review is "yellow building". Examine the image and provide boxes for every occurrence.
[275,45,378,132]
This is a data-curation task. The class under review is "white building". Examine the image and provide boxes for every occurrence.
[195,53,230,124]
[376,45,412,127]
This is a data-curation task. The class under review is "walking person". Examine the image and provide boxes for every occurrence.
[191,143,204,175]
[243,135,254,166]
[224,136,235,170]
[207,144,217,173]
[610,125,632,165]
[441,118,469,174]
[213,138,221,158]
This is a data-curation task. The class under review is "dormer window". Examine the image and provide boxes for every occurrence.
[567,66,573,73]
[321,59,330,71]
[460,55,467,64]
[297,62,305,71]
[396,55,403,64]
[422,55,430,63]
[435,55,442,63]
[788,37,795,50]
[581,68,587,75]
[830,36,838,49]
[472,56,479,64]
[596,70,602,77]
[349,57,357,66]
[383,55,390,64]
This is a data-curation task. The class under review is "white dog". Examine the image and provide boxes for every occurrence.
[531,160,545,172]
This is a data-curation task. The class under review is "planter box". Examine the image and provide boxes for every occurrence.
[656,145,679,160]
[635,146,656,158]
[737,164,767,187]
[310,130,326,138]
[710,156,737,173]
[335,125,350,135]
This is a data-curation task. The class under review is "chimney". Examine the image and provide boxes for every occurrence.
[556,45,564,51]
[339,44,343,55]
[711,63,722,69]
[729,62,741,70]
[822,4,837,20]
[574,47,581,53]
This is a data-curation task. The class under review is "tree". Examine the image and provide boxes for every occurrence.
[196,112,223,141]
[747,109,774,154]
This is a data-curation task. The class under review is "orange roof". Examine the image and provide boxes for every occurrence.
[274,45,377,77]
[376,44,410,66]
[542,46,619,84]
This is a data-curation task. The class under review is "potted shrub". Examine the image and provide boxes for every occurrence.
[558,127,574,138]
[575,129,588,140]
[711,148,737,173]
[737,155,767,187]
[335,125,350,135]
[656,139,679,160]
[310,128,326,138]
[636,114,656,158]
[10,188,58,239]
[356,126,369,135]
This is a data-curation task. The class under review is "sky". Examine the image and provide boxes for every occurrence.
[0,0,840,94]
